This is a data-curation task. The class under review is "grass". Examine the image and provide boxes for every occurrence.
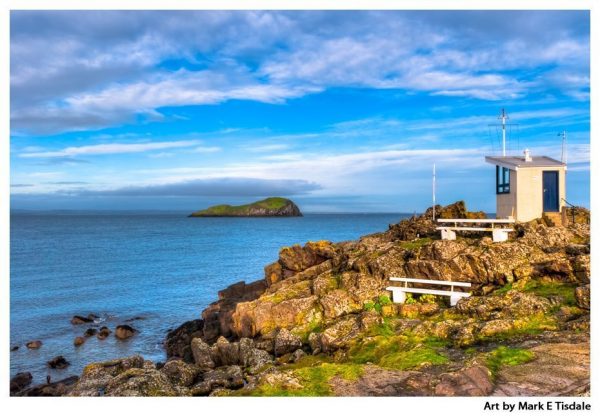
[494,280,577,306]
[347,323,449,371]
[485,346,535,378]
[237,362,364,396]
[191,197,292,216]
[400,237,433,251]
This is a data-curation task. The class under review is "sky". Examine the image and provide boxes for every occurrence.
[10,10,590,213]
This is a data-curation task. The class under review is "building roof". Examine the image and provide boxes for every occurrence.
[485,155,565,169]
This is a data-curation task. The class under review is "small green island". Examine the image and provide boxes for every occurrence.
[189,197,302,217]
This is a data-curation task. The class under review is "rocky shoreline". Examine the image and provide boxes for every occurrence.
[11,201,591,396]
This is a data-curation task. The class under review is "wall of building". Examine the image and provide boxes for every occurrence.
[515,167,566,222]
[496,169,517,219]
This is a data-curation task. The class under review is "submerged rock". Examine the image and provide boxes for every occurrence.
[71,315,94,325]
[74,336,86,347]
[25,340,42,349]
[115,324,137,340]
[96,326,111,340]
[48,356,70,369]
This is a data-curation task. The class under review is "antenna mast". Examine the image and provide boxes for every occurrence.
[559,130,567,164]
[499,108,508,156]
[432,164,436,221]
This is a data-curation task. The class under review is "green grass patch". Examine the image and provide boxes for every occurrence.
[486,346,535,377]
[239,362,364,396]
[400,237,433,251]
[494,280,577,306]
[347,330,449,371]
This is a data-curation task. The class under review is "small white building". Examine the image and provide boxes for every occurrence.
[485,150,566,222]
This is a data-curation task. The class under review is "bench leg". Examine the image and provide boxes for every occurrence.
[450,293,461,306]
[391,290,406,304]
[492,229,509,242]
[440,229,456,240]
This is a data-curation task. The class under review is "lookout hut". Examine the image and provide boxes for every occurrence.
[485,149,566,223]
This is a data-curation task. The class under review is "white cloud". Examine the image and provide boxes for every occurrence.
[20,140,201,158]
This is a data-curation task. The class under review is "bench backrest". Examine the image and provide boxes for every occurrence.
[437,218,515,224]
[389,277,471,287]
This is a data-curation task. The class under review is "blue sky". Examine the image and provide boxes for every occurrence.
[10,10,590,212]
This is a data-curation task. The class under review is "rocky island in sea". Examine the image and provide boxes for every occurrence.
[189,197,302,217]
[11,201,590,397]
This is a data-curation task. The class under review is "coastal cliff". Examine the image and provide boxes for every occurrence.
[14,201,590,397]
[189,197,302,217]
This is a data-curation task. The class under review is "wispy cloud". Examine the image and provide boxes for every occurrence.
[20,140,201,158]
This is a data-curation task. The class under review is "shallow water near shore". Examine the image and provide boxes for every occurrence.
[10,212,407,383]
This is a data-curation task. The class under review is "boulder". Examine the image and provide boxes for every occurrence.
[48,355,70,369]
[455,290,551,320]
[68,355,145,396]
[74,336,86,347]
[238,338,273,373]
[320,289,362,319]
[211,336,240,366]
[164,319,204,362]
[190,337,215,369]
[84,328,98,337]
[10,372,32,394]
[575,285,590,310]
[320,315,361,352]
[26,340,42,349]
[115,324,136,340]
[71,315,94,325]
[160,359,199,387]
[104,368,183,396]
[274,328,302,356]
[97,326,111,340]
[190,366,244,396]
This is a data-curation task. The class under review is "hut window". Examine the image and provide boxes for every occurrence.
[496,166,510,194]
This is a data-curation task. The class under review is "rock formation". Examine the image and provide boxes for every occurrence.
[17,202,590,397]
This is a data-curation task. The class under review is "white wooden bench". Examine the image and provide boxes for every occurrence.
[436,218,515,242]
[386,277,472,306]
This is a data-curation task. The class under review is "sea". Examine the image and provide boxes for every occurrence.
[10,212,409,383]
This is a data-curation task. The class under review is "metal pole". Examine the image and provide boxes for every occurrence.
[500,109,507,156]
[432,164,436,221]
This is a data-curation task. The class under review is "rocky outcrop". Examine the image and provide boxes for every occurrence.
[30,201,589,397]
[48,356,70,369]
[189,197,302,217]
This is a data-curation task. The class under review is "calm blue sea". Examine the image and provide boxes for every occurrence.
[10,213,407,383]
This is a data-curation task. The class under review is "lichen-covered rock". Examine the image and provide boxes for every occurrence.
[320,315,361,352]
[160,359,199,387]
[274,328,302,356]
[68,355,145,396]
[575,285,590,310]
[190,366,244,396]
[455,291,551,320]
[104,368,185,396]
[238,338,273,373]
[190,337,215,369]
[320,289,362,319]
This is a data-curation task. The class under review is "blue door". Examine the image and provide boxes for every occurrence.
[543,171,559,212]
